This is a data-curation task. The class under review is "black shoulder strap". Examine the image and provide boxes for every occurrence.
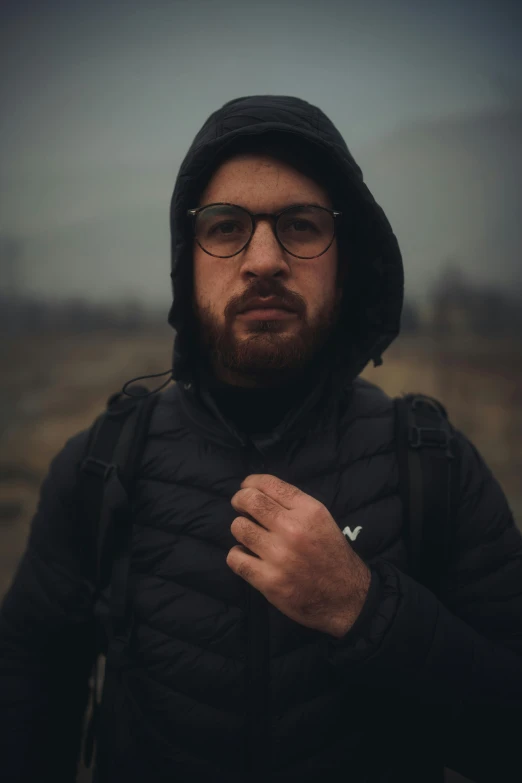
[78,385,159,769]
[78,386,158,590]
[394,393,460,600]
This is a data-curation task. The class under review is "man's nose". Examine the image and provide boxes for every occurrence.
[240,218,289,276]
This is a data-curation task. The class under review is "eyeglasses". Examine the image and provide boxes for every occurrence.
[187,202,342,259]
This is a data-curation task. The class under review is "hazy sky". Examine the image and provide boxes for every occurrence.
[1,0,521,305]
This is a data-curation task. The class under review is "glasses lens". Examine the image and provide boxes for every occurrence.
[276,206,335,258]
[195,204,252,257]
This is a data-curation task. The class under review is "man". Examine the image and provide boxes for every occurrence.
[1,95,522,783]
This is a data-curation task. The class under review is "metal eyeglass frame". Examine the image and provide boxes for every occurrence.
[186,202,342,259]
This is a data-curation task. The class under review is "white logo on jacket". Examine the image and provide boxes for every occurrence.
[342,525,362,541]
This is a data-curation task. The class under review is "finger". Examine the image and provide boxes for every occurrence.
[226,545,280,599]
[230,516,270,558]
[241,474,311,510]
[226,544,262,584]
[231,486,283,530]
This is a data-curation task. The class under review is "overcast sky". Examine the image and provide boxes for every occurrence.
[1,0,521,305]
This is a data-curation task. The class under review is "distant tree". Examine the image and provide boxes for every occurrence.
[429,259,472,336]
[429,258,522,338]
[119,299,145,332]
[469,286,522,338]
[400,299,420,333]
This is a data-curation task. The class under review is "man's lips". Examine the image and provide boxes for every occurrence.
[236,297,299,318]
[237,308,298,319]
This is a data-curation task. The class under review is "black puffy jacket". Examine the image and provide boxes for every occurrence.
[1,96,522,783]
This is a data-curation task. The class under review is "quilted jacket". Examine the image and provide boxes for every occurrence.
[1,95,522,783]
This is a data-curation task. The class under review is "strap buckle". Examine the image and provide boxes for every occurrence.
[408,425,456,458]
[81,456,115,481]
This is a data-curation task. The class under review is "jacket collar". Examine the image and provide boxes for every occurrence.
[174,357,351,454]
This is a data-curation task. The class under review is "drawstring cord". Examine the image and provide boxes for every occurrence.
[120,353,383,398]
[121,368,175,398]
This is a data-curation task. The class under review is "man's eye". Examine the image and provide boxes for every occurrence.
[282,219,316,233]
[212,221,240,234]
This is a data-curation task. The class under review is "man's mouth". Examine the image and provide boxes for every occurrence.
[237,308,298,320]
[237,297,298,319]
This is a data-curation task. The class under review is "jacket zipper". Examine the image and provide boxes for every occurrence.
[244,442,271,782]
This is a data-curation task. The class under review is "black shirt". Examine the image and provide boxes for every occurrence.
[198,354,331,437]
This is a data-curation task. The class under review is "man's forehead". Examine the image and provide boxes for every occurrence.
[207,151,312,178]
[198,153,332,208]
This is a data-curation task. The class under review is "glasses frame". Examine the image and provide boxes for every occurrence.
[186,202,342,259]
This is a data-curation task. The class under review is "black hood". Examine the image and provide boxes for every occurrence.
[168,95,404,385]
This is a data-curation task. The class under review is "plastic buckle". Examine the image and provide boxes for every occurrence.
[81,457,115,481]
[409,426,450,449]
[408,425,456,458]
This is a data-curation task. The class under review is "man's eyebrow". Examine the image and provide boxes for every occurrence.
[279,201,329,211]
[199,201,331,212]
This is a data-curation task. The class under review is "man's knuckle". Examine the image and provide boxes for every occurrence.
[286,522,303,543]
[253,495,272,515]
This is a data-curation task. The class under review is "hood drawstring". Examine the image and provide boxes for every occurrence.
[121,353,383,399]
[121,369,176,398]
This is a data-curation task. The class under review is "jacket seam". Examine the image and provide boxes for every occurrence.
[133,569,237,606]
[127,661,243,718]
[136,615,244,662]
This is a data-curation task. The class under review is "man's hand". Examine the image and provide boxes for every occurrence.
[227,474,371,638]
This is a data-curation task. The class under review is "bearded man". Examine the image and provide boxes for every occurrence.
[1,95,521,783]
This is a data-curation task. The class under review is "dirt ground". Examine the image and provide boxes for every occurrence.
[1,326,520,783]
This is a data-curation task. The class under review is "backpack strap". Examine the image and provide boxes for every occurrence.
[78,385,159,769]
[78,386,158,592]
[394,393,460,600]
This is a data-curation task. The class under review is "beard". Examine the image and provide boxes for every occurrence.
[193,277,342,387]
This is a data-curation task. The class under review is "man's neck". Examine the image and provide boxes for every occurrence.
[208,362,310,390]
[198,354,330,436]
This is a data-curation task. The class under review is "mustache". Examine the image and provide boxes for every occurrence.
[225,278,306,319]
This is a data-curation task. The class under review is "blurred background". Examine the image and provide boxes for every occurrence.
[1,0,521,780]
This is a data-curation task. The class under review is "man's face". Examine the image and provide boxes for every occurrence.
[192,153,343,387]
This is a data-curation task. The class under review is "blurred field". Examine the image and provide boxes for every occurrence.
[1,326,521,597]
[0,327,520,783]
